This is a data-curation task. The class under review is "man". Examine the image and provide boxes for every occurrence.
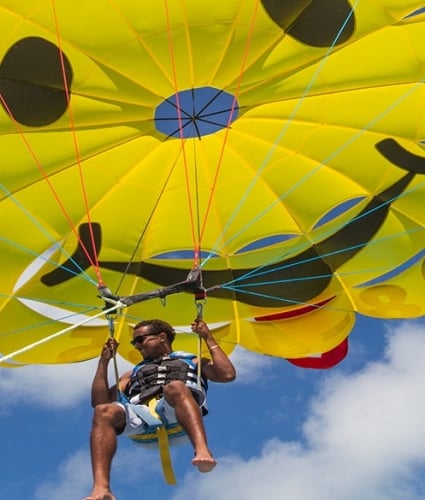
[84,318,236,500]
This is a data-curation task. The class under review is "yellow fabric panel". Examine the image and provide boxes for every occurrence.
[238,294,355,358]
[351,256,425,319]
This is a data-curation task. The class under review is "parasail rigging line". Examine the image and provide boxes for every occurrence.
[191,140,202,266]
[0,96,101,286]
[161,0,260,262]
[192,274,207,393]
[50,0,103,284]
[112,146,185,295]
[196,0,260,248]
[221,207,425,290]
[203,0,361,265]
[103,309,121,393]
[0,301,123,365]
[0,304,103,340]
[0,233,97,287]
[210,224,424,309]
[163,0,200,259]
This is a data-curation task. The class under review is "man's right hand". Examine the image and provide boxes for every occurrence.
[100,338,119,362]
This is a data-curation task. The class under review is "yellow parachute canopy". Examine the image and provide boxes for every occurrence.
[0,0,425,368]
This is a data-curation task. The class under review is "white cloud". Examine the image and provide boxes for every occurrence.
[229,345,276,384]
[171,321,425,500]
[0,355,132,409]
[34,449,91,500]
[32,442,162,500]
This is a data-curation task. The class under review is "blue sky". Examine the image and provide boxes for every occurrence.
[1,315,425,499]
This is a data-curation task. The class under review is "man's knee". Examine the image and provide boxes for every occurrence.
[163,380,192,403]
[92,403,126,433]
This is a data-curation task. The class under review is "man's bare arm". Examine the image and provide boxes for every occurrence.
[191,320,236,383]
[91,338,122,406]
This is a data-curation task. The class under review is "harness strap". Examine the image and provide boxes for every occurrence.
[131,403,162,428]
[195,299,205,392]
[148,399,177,485]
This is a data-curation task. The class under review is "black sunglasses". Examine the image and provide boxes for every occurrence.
[130,333,160,346]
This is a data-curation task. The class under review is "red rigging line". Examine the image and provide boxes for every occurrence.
[163,0,200,259]
[163,0,262,262]
[51,0,102,281]
[197,1,261,245]
[0,91,102,282]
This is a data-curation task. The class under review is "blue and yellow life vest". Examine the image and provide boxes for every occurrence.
[125,351,208,408]
[121,351,208,446]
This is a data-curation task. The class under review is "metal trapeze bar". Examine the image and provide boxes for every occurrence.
[97,267,206,308]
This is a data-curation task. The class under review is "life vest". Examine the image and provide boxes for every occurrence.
[124,351,208,409]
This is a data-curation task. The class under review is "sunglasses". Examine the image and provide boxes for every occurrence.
[130,333,159,346]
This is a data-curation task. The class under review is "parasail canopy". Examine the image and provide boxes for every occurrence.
[1,0,425,368]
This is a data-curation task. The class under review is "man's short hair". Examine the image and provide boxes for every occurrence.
[133,319,176,346]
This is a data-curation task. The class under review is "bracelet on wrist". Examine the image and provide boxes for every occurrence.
[209,345,220,350]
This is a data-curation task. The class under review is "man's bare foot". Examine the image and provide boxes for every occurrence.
[82,487,115,500]
[192,455,217,473]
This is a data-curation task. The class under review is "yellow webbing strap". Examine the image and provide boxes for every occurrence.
[148,399,177,485]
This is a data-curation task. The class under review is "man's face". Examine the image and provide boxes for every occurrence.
[130,326,166,359]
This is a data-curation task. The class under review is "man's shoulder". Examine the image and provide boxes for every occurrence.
[120,369,132,380]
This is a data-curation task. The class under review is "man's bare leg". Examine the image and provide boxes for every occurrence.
[164,381,217,473]
[83,404,125,500]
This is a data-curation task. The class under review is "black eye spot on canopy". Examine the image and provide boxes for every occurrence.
[0,36,73,127]
[261,0,355,47]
